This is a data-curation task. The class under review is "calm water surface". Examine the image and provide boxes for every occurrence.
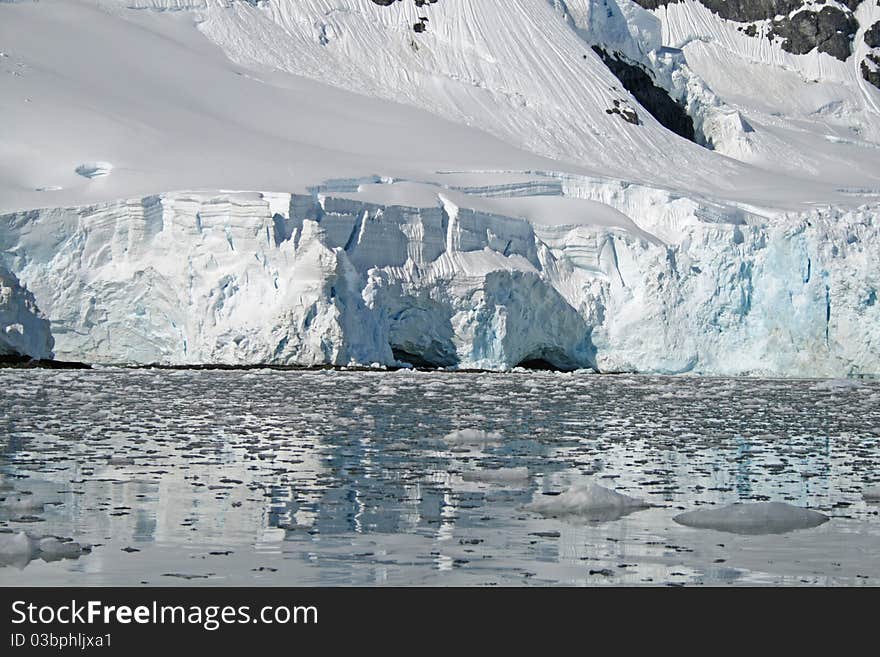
[1,368,878,586]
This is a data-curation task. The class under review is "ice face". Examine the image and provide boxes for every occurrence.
[0,265,54,360]
[1,180,877,376]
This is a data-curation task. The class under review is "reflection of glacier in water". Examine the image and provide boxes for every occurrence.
[0,369,878,585]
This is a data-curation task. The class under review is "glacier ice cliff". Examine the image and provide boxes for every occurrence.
[0,178,877,376]
[0,264,54,360]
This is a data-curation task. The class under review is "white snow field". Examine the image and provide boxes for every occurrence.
[1,0,879,373]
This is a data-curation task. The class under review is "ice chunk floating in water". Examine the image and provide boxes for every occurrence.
[443,429,503,447]
[527,483,648,522]
[461,467,530,485]
[674,502,829,535]
[0,496,45,513]
[0,532,36,569]
[863,487,880,502]
[0,531,89,569]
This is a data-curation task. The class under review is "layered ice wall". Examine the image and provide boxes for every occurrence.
[1,180,876,376]
[0,265,53,360]
[0,194,388,367]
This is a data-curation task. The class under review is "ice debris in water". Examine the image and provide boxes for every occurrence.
[462,467,530,485]
[673,502,829,535]
[863,486,880,502]
[526,482,649,522]
[37,537,89,561]
[443,428,503,446]
[0,496,45,513]
[0,531,90,568]
[811,379,863,391]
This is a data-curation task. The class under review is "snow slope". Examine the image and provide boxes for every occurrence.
[0,0,879,373]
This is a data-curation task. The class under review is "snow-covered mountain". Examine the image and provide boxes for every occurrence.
[0,0,878,374]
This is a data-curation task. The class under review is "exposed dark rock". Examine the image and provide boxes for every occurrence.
[862,52,880,89]
[631,0,803,21]
[771,7,859,61]
[605,100,641,125]
[630,0,680,9]
[702,0,802,20]
[592,47,696,141]
[866,21,880,48]
[633,1,863,62]
[865,19,880,89]
[371,0,439,32]
[635,1,866,23]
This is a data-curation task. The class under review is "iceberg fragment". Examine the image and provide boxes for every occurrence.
[673,502,829,535]
[527,482,649,521]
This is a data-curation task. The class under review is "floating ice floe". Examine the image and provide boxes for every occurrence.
[0,495,45,513]
[461,467,530,485]
[863,486,880,502]
[673,502,829,535]
[811,379,864,392]
[0,532,35,568]
[527,482,649,522]
[443,428,503,447]
[37,537,89,562]
[0,531,90,568]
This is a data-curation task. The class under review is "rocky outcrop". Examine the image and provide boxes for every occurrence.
[371,0,439,32]
[770,6,859,61]
[863,53,880,89]
[864,19,880,89]
[634,1,862,62]
[592,47,696,141]
[632,0,803,20]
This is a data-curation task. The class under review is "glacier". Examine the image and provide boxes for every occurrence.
[1,178,877,375]
[1,0,879,375]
